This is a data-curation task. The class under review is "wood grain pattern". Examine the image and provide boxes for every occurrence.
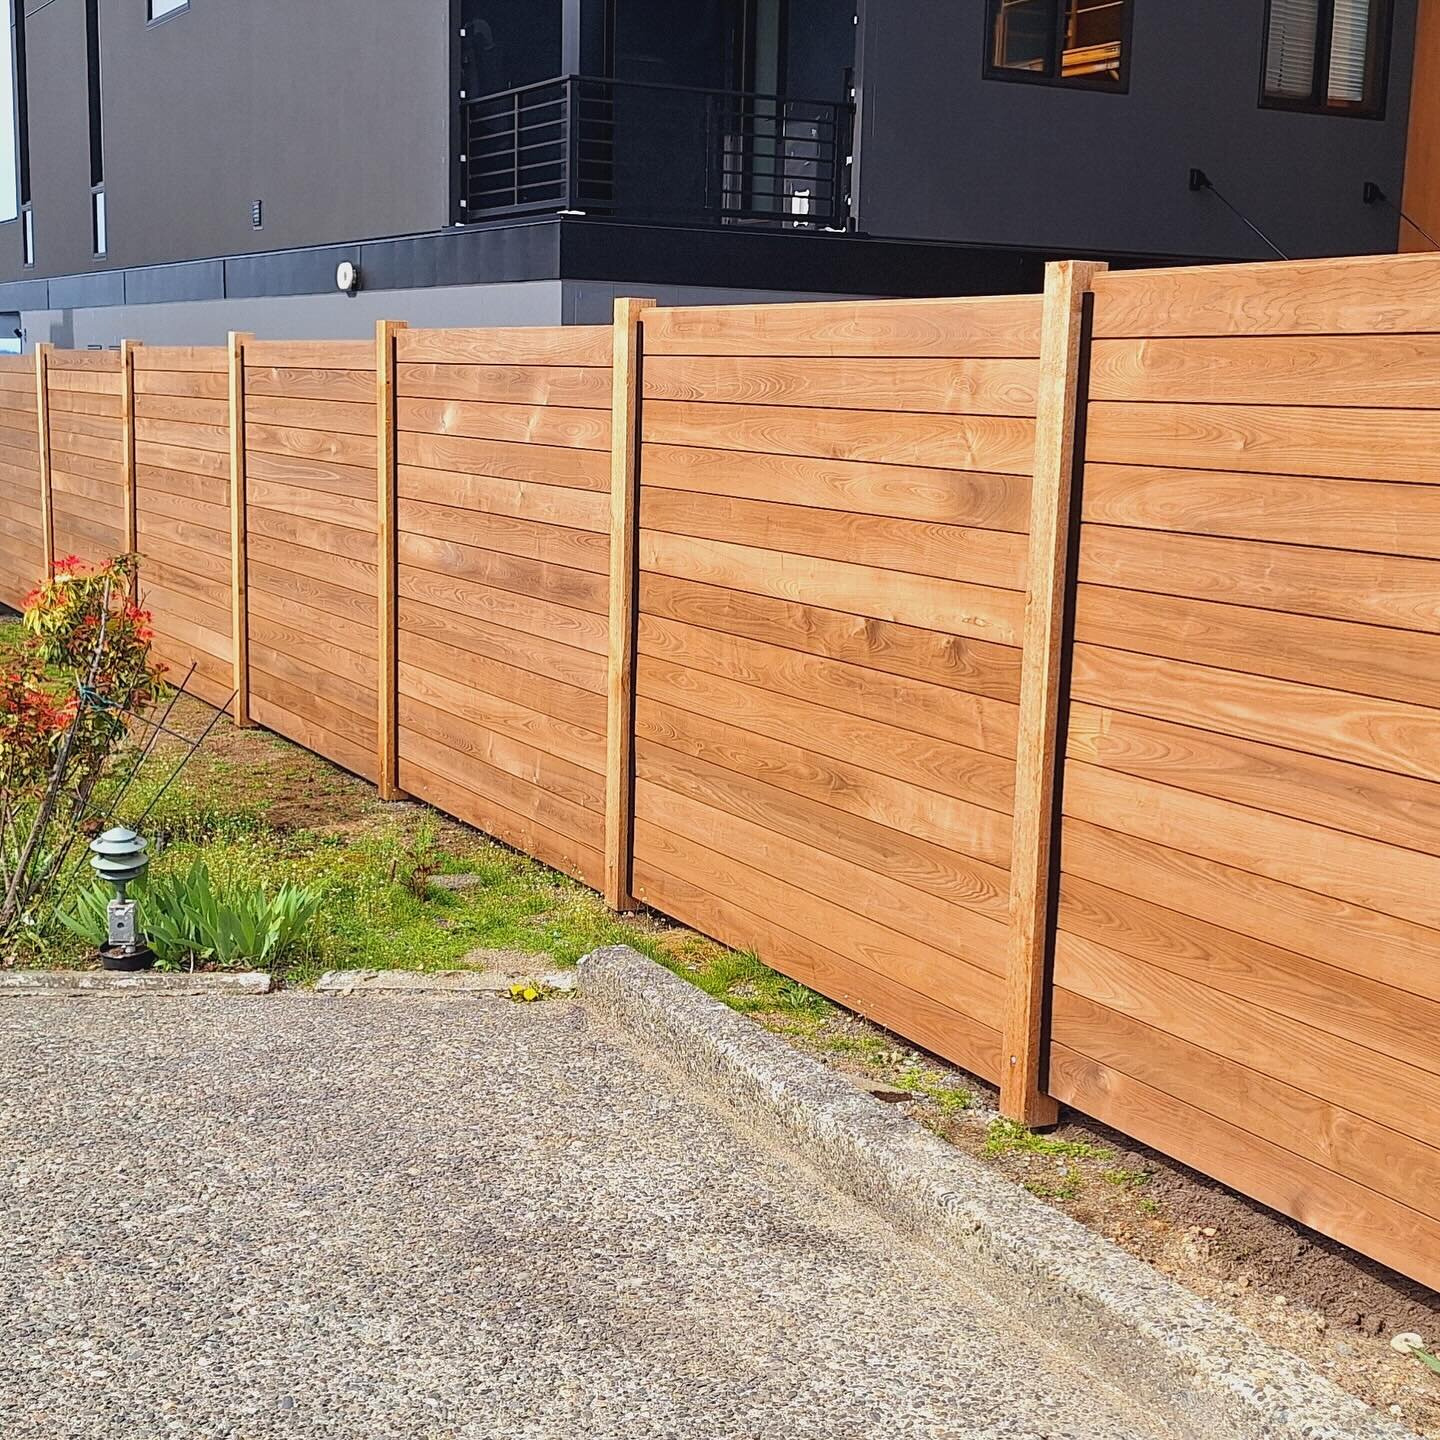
[1003,260,1105,1126]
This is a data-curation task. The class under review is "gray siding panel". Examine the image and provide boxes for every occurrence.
[853,0,1418,260]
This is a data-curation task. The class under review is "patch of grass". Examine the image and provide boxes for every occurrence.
[983,1117,1112,1163]
[1026,1166,1083,1202]
[816,1029,894,1064]
[893,1064,973,1115]
[1101,1166,1153,1189]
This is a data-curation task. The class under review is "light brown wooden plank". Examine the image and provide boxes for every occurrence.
[641,443,1031,530]
[640,489,1027,589]
[639,610,1018,756]
[642,576,1025,705]
[397,430,609,491]
[399,596,603,694]
[1065,760,1440,930]
[637,652,1015,825]
[605,295,651,910]
[397,362,612,409]
[399,531,606,614]
[397,397,611,452]
[397,463,607,532]
[133,368,229,400]
[1004,258,1106,1125]
[1090,332,1440,407]
[1080,524,1440,633]
[644,400,1036,474]
[1062,817,1439,1004]
[396,566,607,655]
[247,477,375,533]
[1091,251,1440,339]
[135,392,229,427]
[1068,701,1440,854]
[244,366,376,404]
[1075,584,1440,710]
[244,448,374,498]
[632,802,1007,1034]
[641,295,1044,359]
[134,438,229,481]
[132,346,226,373]
[1070,644,1440,785]
[1054,986,1440,1223]
[48,350,120,373]
[246,393,376,438]
[396,326,612,368]
[643,354,1039,416]
[398,496,607,573]
[246,421,376,471]
[636,708,1011,921]
[397,659,604,777]
[1048,1038,1440,1293]
[244,340,373,371]
[1055,928,1440,1154]
[1087,400,1440,485]
[1060,873,1440,1078]
[1081,463,1440,559]
[642,529,1023,644]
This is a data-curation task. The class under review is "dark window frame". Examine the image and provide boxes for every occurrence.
[146,0,190,27]
[1259,0,1393,120]
[983,0,1134,93]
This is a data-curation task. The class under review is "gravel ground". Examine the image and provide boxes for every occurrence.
[0,995,1171,1439]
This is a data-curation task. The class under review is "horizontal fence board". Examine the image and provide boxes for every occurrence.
[642,296,1044,359]
[245,340,373,371]
[397,362,612,409]
[640,489,1028,589]
[398,464,607,532]
[245,366,375,404]
[642,355,1040,416]
[1078,524,1440,633]
[641,443,1031,531]
[246,394,376,438]
[1075,584,1440,710]
[1090,332,1440,407]
[398,397,611,452]
[1087,401,1440,484]
[399,497,607,573]
[398,431,609,492]
[1070,644,1440,785]
[1091,251,1440,339]
[397,326,612,368]
[1081,463,1440,558]
[642,530,1024,645]
[644,400,1036,474]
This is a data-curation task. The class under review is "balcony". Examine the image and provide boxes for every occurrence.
[459,75,853,231]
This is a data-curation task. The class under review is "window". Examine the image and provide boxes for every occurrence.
[987,0,1130,88]
[1,0,29,225]
[1262,0,1391,116]
[148,0,189,21]
[87,0,105,255]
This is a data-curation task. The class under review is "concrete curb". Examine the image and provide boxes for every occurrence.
[0,970,272,996]
[578,945,1417,1440]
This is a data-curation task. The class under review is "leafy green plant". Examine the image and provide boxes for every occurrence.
[58,859,319,971]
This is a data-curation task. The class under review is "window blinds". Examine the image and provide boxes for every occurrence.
[1265,0,1320,97]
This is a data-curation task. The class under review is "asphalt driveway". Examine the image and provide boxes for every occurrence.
[0,994,1168,1439]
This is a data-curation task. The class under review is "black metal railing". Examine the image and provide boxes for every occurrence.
[460,75,852,230]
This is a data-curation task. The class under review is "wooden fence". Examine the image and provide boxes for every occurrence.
[0,249,1436,1293]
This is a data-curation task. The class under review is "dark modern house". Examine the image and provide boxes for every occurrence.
[0,0,1431,348]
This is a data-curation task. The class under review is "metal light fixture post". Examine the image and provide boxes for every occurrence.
[89,827,154,972]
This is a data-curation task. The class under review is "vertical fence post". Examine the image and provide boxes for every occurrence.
[34,343,53,579]
[376,318,408,802]
[1000,259,1107,1129]
[227,331,253,728]
[120,339,141,595]
[605,296,655,912]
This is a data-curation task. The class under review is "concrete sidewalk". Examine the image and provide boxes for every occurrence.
[0,994,1168,1439]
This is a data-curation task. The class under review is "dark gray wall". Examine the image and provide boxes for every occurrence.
[853,0,1419,260]
[0,0,452,284]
